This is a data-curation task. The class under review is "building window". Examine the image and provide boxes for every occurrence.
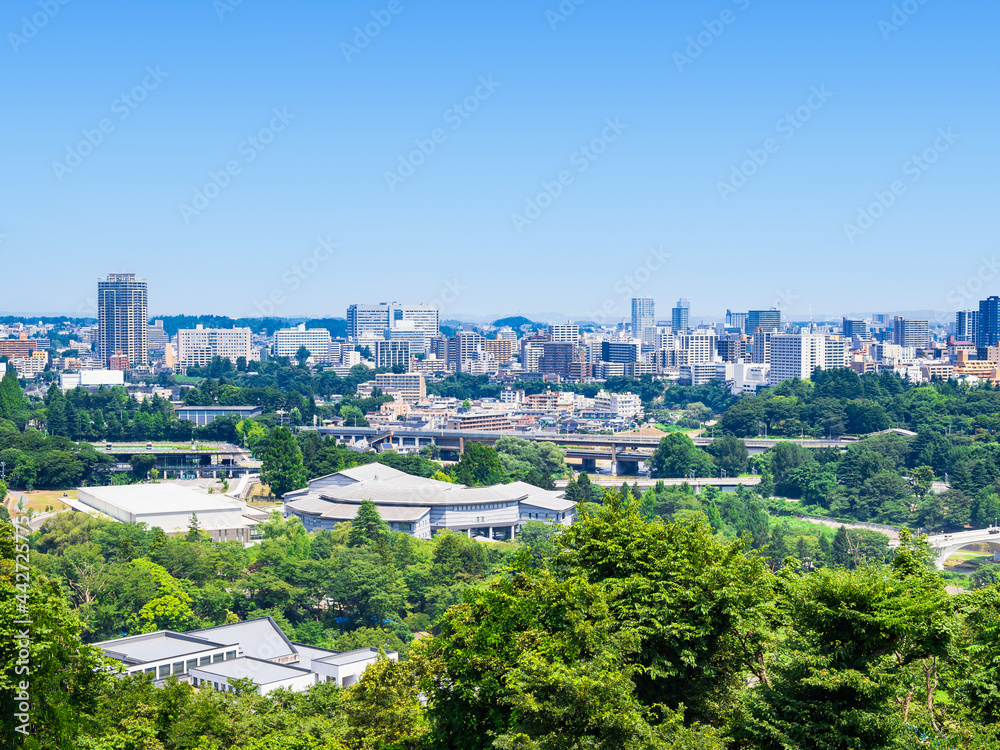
[213,653,224,663]
[200,656,211,666]
[159,665,170,679]
[225,651,236,660]
[186,659,197,672]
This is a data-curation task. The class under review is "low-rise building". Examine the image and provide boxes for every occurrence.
[95,617,395,694]
[284,464,574,540]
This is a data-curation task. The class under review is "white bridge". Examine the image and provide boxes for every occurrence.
[925,527,1000,570]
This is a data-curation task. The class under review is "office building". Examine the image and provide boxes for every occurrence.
[671,299,690,332]
[769,333,825,385]
[548,322,580,344]
[717,334,747,363]
[387,320,429,356]
[447,331,484,372]
[373,340,409,369]
[147,320,169,352]
[751,329,773,364]
[273,324,333,362]
[842,318,869,341]
[601,340,641,364]
[177,326,254,369]
[677,332,717,364]
[725,310,748,331]
[374,372,426,403]
[956,310,979,342]
[824,335,851,369]
[97,273,148,369]
[892,317,931,349]
[631,298,655,340]
[978,297,1000,349]
[347,303,440,339]
[746,309,781,335]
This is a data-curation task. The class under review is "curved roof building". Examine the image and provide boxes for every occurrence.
[283,463,574,540]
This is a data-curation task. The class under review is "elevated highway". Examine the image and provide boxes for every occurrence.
[311,426,855,460]
[925,528,1000,570]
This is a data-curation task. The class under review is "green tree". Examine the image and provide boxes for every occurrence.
[0,522,109,748]
[706,434,749,476]
[344,655,428,750]
[449,442,508,487]
[648,432,714,479]
[295,345,311,366]
[554,492,777,722]
[260,426,308,497]
[348,500,390,547]
[734,562,951,750]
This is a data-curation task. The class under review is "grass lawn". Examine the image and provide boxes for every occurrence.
[5,490,75,514]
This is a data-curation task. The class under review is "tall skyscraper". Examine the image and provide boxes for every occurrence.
[746,309,781,335]
[97,273,148,369]
[671,298,690,332]
[630,298,655,339]
[892,317,931,349]
[977,297,1000,348]
[956,309,979,343]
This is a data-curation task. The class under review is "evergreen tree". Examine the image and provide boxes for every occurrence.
[831,525,850,567]
[0,369,28,427]
[348,500,390,547]
[261,426,308,497]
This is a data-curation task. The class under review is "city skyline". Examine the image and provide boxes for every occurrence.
[2,0,997,320]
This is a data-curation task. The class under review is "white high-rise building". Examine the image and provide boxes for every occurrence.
[347,303,440,339]
[769,333,825,385]
[631,297,655,341]
[273,324,334,362]
[177,326,255,369]
[547,322,580,344]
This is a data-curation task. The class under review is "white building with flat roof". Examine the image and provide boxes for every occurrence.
[177,326,255,369]
[273,324,333,363]
[76,484,247,535]
[95,616,396,695]
[769,333,825,385]
[59,369,126,391]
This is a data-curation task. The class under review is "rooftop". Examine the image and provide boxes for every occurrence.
[93,631,222,665]
[192,656,311,684]
[188,618,296,660]
[79,484,244,515]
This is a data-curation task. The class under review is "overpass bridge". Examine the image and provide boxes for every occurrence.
[310,426,854,464]
[925,528,1000,570]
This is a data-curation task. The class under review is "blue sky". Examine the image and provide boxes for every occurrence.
[2,0,997,324]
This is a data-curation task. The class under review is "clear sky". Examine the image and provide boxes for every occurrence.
[2,0,997,324]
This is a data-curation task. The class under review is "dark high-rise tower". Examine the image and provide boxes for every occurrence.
[978,297,1000,348]
[98,273,148,369]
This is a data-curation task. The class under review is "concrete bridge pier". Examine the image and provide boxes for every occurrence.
[617,459,640,476]
[581,458,597,472]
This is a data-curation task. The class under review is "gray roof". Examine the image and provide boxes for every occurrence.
[290,642,341,670]
[94,631,222,665]
[188,617,296,660]
[316,647,398,666]
[192,656,312,685]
